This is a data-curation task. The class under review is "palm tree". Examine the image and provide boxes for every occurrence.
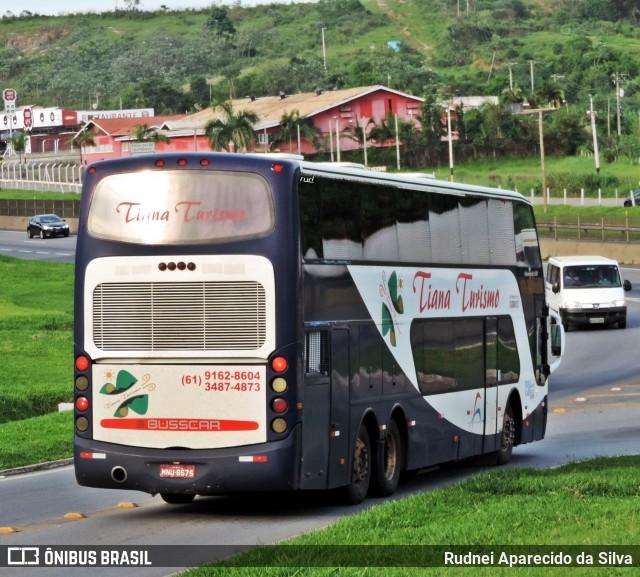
[69,128,95,165]
[205,100,259,152]
[131,124,170,144]
[368,112,396,145]
[272,109,320,154]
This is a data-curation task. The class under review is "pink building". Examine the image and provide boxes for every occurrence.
[77,85,424,163]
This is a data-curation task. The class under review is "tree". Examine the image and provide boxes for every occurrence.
[131,124,170,144]
[123,0,141,12]
[123,78,191,115]
[69,129,95,165]
[8,132,27,165]
[205,101,259,152]
[369,112,396,145]
[205,7,236,37]
[272,109,320,153]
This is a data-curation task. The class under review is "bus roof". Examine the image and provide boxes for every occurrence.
[297,159,530,205]
[87,152,531,206]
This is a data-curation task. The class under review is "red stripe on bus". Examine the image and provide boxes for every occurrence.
[100,418,259,431]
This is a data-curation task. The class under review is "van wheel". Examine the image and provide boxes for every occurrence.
[372,419,402,497]
[344,423,371,505]
[618,319,627,329]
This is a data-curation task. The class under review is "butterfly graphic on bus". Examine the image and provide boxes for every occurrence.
[381,270,404,347]
[99,369,155,418]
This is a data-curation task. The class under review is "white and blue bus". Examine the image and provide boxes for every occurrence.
[73,153,563,504]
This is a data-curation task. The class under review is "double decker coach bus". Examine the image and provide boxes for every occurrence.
[73,153,563,505]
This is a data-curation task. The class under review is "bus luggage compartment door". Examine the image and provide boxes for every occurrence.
[299,328,350,490]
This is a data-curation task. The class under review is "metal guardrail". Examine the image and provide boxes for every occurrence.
[0,161,82,194]
[538,217,640,243]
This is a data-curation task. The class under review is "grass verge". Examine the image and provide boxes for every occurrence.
[0,411,73,471]
[182,456,640,576]
[0,188,80,201]
[0,255,73,425]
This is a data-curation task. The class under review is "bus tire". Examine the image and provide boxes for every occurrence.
[496,404,515,466]
[345,423,371,505]
[372,419,402,497]
[160,493,195,505]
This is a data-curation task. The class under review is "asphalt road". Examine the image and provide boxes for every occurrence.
[1,238,640,576]
[0,230,76,264]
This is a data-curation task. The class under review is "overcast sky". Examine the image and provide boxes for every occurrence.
[15,0,313,17]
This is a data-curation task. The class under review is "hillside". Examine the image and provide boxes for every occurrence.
[2,0,639,115]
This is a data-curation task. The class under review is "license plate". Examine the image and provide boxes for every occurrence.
[159,464,196,479]
[589,318,605,324]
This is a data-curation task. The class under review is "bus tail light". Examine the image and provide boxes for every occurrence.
[75,355,90,372]
[271,418,287,434]
[76,397,90,412]
[75,417,89,432]
[272,377,287,393]
[272,398,288,414]
[271,356,288,373]
[75,376,89,392]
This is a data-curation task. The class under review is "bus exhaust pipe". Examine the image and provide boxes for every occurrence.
[111,466,127,483]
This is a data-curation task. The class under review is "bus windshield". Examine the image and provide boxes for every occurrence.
[87,170,274,245]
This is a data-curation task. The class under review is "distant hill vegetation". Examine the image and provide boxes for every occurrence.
[1,0,638,111]
[1,0,640,170]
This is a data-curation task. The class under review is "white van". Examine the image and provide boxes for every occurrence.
[545,255,631,330]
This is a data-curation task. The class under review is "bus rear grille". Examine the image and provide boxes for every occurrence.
[92,281,266,351]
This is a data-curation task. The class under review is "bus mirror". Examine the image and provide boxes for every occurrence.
[551,323,562,357]
[623,279,632,292]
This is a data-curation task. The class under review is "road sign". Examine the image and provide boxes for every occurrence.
[3,88,17,116]
[129,142,156,154]
[23,107,33,130]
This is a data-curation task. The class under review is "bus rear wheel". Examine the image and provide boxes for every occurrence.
[344,423,371,505]
[373,419,402,497]
[496,404,515,466]
[161,493,195,505]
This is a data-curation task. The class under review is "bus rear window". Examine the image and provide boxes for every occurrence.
[88,170,274,244]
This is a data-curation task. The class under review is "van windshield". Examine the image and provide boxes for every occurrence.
[563,265,621,288]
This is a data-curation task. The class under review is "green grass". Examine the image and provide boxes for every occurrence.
[180,456,640,575]
[0,188,80,201]
[0,412,73,470]
[440,156,640,196]
[0,256,73,425]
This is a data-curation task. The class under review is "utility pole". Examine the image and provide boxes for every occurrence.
[538,110,547,213]
[529,60,535,93]
[507,62,518,91]
[612,72,625,137]
[589,95,600,174]
[321,28,327,71]
[447,106,454,181]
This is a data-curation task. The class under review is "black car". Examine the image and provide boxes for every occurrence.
[27,214,70,238]
[623,189,640,207]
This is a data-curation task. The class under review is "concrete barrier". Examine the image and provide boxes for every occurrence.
[540,239,640,266]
